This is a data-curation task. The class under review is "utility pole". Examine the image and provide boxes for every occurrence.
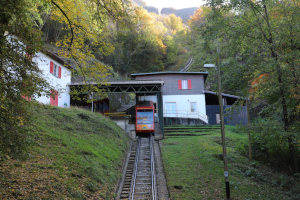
[204,56,230,199]
[246,97,252,160]
[216,56,230,200]
[91,92,94,112]
[204,1,230,197]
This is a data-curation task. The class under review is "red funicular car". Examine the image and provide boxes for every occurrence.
[135,101,155,134]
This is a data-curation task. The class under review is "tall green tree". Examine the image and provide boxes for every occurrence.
[188,0,299,171]
[0,0,48,157]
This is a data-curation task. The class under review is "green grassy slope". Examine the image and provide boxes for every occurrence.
[0,104,130,199]
[161,126,300,200]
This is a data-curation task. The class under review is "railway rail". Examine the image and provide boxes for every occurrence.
[118,135,157,200]
[179,57,193,72]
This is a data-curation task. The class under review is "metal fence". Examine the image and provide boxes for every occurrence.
[206,105,248,125]
[163,109,208,124]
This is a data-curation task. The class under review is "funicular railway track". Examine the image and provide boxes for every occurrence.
[119,135,157,200]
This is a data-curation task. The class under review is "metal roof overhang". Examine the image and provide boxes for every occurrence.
[70,80,165,137]
[131,71,209,82]
[131,71,209,77]
[69,80,164,94]
[204,90,245,99]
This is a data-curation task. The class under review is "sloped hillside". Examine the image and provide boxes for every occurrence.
[162,126,300,199]
[0,104,130,199]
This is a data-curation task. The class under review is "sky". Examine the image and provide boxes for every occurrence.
[143,0,205,10]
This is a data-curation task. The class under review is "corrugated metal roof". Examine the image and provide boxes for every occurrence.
[69,80,164,86]
[131,71,209,77]
[204,90,243,99]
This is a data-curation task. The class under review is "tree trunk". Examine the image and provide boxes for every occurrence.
[258,1,298,172]
[272,50,298,172]
[246,98,252,160]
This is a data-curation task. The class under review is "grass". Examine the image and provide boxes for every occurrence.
[161,125,300,200]
[0,103,130,199]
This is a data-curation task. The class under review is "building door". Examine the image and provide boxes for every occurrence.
[50,89,58,106]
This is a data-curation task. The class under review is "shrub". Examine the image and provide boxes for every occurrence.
[248,118,299,171]
[86,181,98,192]
[0,0,48,159]
[0,100,30,159]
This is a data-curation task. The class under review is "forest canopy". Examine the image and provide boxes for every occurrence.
[187,0,299,172]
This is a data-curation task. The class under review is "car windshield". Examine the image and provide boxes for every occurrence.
[137,110,153,124]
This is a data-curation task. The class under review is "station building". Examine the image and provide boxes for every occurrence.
[131,72,247,126]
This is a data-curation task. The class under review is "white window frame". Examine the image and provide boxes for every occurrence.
[165,102,177,114]
[190,102,197,112]
[53,63,59,77]
[182,80,188,89]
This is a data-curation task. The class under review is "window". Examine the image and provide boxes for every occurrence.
[178,80,192,90]
[53,64,59,77]
[216,114,220,124]
[165,102,176,114]
[136,110,154,124]
[50,61,61,78]
[190,102,197,112]
[182,80,188,89]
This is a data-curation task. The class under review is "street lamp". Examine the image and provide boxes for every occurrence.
[204,63,230,200]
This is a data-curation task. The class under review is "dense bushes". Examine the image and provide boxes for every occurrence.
[0,102,41,160]
[0,0,48,159]
[245,118,299,172]
[0,100,29,159]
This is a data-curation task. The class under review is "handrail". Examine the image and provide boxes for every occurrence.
[104,112,131,118]
[163,109,208,123]
[104,112,125,116]
[150,136,157,200]
[130,137,140,200]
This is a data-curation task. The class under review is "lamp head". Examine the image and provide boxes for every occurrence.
[203,64,216,68]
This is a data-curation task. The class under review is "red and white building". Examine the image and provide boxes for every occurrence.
[33,51,72,107]
[5,33,71,107]
[131,72,209,124]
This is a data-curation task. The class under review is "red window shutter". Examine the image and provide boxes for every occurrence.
[178,80,182,89]
[58,66,61,78]
[50,61,54,74]
[188,80,192,89]
[22,95,31,101]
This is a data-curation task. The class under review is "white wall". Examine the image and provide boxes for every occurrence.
[163,95,207,123]
[138,95,157,103]
[138,94,208,123]
[33,52,71,107]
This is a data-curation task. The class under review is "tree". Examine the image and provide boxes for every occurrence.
[163,14,185,35]
[47,0,128,94]
[0,0,48,157]
[0,0,129,157]
[102,6,189,75]
[188,0,299,171]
